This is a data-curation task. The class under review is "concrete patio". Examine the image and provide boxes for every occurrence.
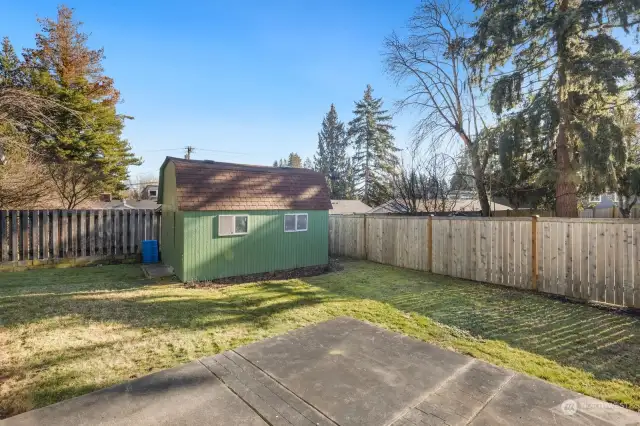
[4,317,639,426]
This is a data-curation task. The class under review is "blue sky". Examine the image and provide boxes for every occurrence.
[2,0,425,178]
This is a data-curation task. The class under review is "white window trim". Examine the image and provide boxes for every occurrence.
[284,213,308,232]
[589,195,602,203]
[149,190,158,196]
[219,214,249,236]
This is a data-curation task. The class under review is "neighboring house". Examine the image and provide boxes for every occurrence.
[141,184,159,201]
[95,199,160,210]
[329,200,371,215]
[369,198,511,214]
[587,193,618,209]
[158,157,332,281]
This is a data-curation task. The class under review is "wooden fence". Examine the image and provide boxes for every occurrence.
[0,209,161,266]
[328,215,640,308]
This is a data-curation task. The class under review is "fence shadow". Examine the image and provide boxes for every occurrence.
[306,261,640,387]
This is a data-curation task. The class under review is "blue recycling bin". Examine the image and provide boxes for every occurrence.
[142,240,159,264]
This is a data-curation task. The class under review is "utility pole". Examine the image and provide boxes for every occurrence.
[185,146,195,160]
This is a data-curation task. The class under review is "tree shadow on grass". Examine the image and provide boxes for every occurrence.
[0,279,345,419]
[0,264,152,297]
[305,262,640,387]
[0,281,341,330]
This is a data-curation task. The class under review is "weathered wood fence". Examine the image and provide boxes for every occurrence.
[0,209,161,267]
[329,215,640,308]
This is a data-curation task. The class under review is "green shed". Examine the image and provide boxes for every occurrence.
[158,157,332,282]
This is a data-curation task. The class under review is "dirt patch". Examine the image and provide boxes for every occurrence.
[185,259,343,288]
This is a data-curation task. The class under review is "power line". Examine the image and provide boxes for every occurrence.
[196,148,251,156]
[139,147,251,156]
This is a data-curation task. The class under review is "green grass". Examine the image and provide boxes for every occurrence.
[0,260,638,419]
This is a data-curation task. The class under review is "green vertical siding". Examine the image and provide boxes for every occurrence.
[173,211,185,279]
[160,162,181,274]
[181,210,328,281]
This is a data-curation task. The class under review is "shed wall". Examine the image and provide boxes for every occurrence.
[181,210,328,281]
[160,162,182,275]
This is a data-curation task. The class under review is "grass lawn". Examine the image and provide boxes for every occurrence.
[0,260,639,418]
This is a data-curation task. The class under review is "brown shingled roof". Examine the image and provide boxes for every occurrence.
[165,157,332,211]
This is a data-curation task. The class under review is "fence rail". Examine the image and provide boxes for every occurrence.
[329,215,640,308]
[0,209,161,266]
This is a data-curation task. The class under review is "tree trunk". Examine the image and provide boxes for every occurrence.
[471,154,491,216]
[554,0,579,217]
[619,195,637,218]
[620,206,630,218]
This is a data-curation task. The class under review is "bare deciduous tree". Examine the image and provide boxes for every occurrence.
[390,146,462,214]
[384,0,493,215]
[47,162,106,209]
[0,145,52,209]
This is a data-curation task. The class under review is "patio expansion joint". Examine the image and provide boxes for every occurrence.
[230,350,341,426]
[386,358,477,426]
[461,370,516,425]
[197,358,277,426]
[199,351,340,426]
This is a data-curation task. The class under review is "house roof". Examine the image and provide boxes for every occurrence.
[329,200,371,214]
[95,200,160,210]
[160,157,332,211]
[368,198,512,214]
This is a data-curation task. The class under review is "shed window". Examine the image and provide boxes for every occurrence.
[219,215,249,236]
[149,190,157,197]
[589,194,602,203]
[284,213,308,232]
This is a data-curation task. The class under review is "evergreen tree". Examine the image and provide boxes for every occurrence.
[315,104,352,198]
[272,160,278,167]
[303,157,313,169]
[348,85,398,206]
[449,153,475,192]
[0,37,25,87]
[288,152,302,168]
[23,6,140,208]
[471,0,640,216]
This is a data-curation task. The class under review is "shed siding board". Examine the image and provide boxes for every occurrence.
[180,210,328,281]
[160,161,179,272]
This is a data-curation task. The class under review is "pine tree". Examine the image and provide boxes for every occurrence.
[303,157,313,169]
[315,104,353,198]
[0,37,24,87]
[23,6,140,208]
[471,0,640,217]
[272,160,278,167]
[288,152,302,168]
[348,85,398,206]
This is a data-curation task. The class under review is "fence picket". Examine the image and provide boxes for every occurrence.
[42,210,49,260]
[0,210,6,262]
[20,211,28,261]
[52,211,59,259]
[32,210,40,260]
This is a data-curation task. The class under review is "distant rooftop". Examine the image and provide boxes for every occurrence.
[329,200,371,214]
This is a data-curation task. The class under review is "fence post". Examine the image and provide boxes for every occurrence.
[531,215,539,291]
[363,214,368,260]
[427,215,433,272]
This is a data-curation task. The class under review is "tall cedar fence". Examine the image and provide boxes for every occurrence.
[329,215,640,308]
[0,209,161,266]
